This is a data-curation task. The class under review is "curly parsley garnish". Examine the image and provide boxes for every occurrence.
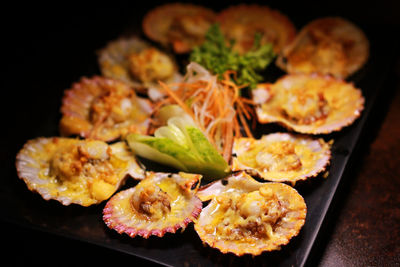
[190,24,275,89]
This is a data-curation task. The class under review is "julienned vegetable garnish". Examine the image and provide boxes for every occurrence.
[190,24,275,89]
[126,105,230,180]
[156,62,255,162]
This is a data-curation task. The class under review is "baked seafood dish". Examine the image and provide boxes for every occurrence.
[195,172,307,256]
[253,73,364,134]
[15,137,144,206]
[142,3,216,54]
[217,4,296,54]
[60,76,153,142]
[103,172,202,238]
[97,37,182,97]
[276,17,369,78]
[13,2,372,260]
[232,133,331,183]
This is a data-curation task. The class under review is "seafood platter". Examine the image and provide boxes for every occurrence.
[5,2,395,266]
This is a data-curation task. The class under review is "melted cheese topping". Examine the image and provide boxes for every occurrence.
[254,141,302,172]
[167,14,214,52]
[103,172,202,238]
[278,17,369,78]
[217,4,296,54]
[279,87,330,125]
[142,3,216,53]
[232,134,330,182]
[16,138,137,206]
[60,76,152,141]
[207,189,285,242]
[129,177,188,225]
[254,74,364,134]
[273,79,331,125]
[128,48,175,83]
[195,179,307,255]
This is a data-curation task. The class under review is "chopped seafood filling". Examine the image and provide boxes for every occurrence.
[217,4,296,54]
[103,172,202,238]
[15,137,144,206]
[276,17,369,78]
[210,189,287,241]
[253,74,364,134]
[98,37,182,93]
[131,183,172,221]
[232,133,331,183]
[60,76,152,141]
[142,3,216,53]
[128,48,176,83]
[195,172,306,256]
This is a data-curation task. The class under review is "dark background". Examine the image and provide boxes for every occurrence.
[2,1,399,266]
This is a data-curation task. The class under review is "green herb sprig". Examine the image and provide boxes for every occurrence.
[190,24,275,89]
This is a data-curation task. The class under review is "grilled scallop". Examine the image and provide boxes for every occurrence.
[253,73,364,134]
[232,133,331,183]
[276,17,369,78]
[15,137,144,206]
[103,172,202,238]
[60,76,153,142]
[217,4,296,54]
[142,3,216,54]
[195,172,306,256]
[97,37,182,98]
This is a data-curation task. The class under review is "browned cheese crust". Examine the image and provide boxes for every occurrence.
[60,76,152,142]
[142,3,216,54]
[217,4,296,54]
[253,73,364,134]
[195,172,307,256]
[103,172,203,238]
[276,17,369,78]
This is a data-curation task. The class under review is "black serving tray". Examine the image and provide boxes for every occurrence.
[2,2,398,267]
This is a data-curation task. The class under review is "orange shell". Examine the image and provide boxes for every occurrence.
[142,3,217,54]
[103,172,202,238]
[60,76,153,142]
[253,73,364,134]
[232,133,331,183]
[15,137,144,206]
[217,4,296,54]
[195,172,306,256]
[276,17,369,78]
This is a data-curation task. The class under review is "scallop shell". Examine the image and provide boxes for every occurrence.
[195,171,307,256]
[15,137,144,206]
[253,73,364,134]
[217,4,296,54]
[103,172,202,238]
[276,17,369,79]
[232,133,331,183]
[142,3,217,54]
[97,36,182,96]
[60,76,153,142]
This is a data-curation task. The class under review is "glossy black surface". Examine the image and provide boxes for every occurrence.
[2,1,397,266]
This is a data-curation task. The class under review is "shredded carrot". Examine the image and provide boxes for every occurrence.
[155,70,255,162]
[158,82,197,123]
[237,107,254,138]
